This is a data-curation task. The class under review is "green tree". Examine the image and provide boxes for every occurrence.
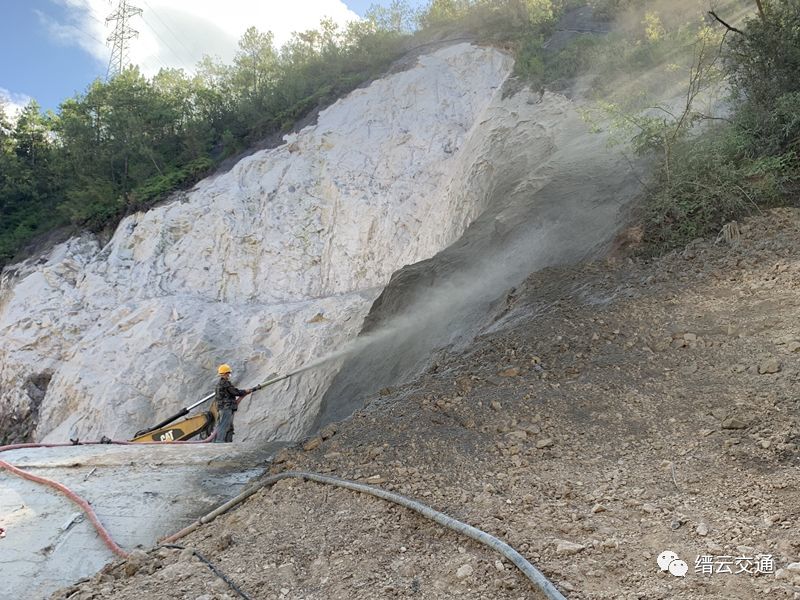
[366,0,419,33]
[0,100,63,261]
[0,100,13,148]
[1,0,577,263]
[418,0,470,27]
[234,27,278,101]
[726,1,800,137]
[12,100,49,167]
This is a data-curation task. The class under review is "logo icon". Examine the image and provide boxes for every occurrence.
[658,550,687,577]
[669,559,689,577]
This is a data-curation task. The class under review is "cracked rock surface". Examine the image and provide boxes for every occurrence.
[1,44,520,445]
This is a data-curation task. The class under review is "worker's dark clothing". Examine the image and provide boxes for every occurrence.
[215,378,247,409]
[213,377,247,443]
[215,406,236,443]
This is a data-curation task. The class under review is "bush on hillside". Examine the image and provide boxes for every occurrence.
[637,2,800,253]
[642,122,796,250]
[726,2,800,154]
[129,157,214,212]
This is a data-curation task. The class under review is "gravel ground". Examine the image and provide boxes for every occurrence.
[55,208,800,600]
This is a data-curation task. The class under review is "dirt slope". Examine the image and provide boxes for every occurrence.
[55,208,800,600]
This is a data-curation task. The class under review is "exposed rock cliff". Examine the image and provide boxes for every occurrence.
[2,43,520,444]
[0,41,641,447]
[315,90,644,427]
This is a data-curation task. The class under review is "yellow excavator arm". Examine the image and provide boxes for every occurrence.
[129,372,284,443]
[129,410,216,443]
[129,398,219,443]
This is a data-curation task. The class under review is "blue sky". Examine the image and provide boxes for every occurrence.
[1,0,429,114]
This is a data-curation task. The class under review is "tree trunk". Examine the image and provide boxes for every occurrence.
[754,0,765,21]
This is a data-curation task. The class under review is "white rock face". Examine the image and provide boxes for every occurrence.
[0,42,637,445]
[0,43,523,444]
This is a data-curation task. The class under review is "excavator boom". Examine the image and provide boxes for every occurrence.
[129,412,214,443]
[129,370,285,443]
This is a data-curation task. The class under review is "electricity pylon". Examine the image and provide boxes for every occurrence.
[106,0,142,79]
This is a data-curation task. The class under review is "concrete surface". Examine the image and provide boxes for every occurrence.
[0,442,277,599]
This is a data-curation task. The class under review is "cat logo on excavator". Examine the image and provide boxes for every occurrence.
[129,400,219,443]
[128,372,283,443]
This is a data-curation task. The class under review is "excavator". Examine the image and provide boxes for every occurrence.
[129,372,288,443]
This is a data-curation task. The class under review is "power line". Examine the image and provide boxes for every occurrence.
[141,0,197,66]
[64,21,105,46]
[106,0,143,79]
[140,12,191,67]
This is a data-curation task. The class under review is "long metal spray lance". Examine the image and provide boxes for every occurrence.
[249,361,320,392]
[134,365,313,438]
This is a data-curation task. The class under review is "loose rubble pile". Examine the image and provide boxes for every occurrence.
[56,208,800,600]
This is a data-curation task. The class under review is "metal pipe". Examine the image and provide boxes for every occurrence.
[138,361,317,436]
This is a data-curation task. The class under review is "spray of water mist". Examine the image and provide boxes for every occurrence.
[261,0,753,431]
[272,199,613,387]
[571,0,753,109]
[310,189,636,430]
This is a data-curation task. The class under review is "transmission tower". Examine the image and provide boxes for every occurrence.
[105,0,143,79]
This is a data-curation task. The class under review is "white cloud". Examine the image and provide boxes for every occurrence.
[0,88,32,121]
[42,0,360,76]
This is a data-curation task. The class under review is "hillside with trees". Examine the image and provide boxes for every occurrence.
[1,0,797,263]
[0,0,555,263]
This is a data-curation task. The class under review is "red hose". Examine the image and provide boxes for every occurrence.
[0,428,217,559]
[0,459,128,558]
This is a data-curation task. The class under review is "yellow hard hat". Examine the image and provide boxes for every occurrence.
[218,364,232,375]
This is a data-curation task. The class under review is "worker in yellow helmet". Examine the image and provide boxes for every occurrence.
[213,364,252,443]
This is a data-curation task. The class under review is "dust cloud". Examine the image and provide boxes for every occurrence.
[311,92,646,429]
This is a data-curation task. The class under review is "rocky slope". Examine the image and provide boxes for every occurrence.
[0,43,513,445]
[0,38,641,448]
[315,82,643,429]
[59,208,800,600]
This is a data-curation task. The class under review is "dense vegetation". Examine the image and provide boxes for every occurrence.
[0,0,796,262]
[629,1,800,252]
[0,0,562,264]
[513,0,798,253]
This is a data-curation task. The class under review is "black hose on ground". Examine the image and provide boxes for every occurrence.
[162,470,569,600]
[160,543,253,600]
[2,441,568,598]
